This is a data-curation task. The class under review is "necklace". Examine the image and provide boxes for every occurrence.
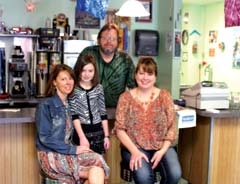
[135,88,155,107]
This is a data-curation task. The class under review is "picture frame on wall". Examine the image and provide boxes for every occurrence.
[75,10,100,29]
[135,0,152,22]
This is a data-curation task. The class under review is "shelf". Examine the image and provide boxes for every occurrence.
[0,33,39,38]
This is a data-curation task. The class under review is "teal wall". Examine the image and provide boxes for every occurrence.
[0,0,181,98]
[181,5,205,85]
[181,2,240,93]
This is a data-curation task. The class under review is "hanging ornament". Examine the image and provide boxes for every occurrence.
[24,0,41,12]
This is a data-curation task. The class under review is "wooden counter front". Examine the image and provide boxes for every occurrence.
[0,122,39,184]
[0,108,124,184]
[178,110,240,184]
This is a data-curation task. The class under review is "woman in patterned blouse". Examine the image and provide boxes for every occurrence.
[113,57,182,184]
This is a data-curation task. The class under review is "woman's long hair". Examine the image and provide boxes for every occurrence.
[45,64,76,97]
[73,54,99,87]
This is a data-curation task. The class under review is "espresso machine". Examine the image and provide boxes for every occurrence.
[8,46,28,98]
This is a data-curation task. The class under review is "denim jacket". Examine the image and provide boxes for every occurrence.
[35,93,77,155]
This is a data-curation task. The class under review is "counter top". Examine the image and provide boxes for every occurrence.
[0,97,43,108]
[197,109,240,118]
[0,108,36,124]
[0,107,116,124]
[1,102,240,124]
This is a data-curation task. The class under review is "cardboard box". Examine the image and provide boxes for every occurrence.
[176,107,196,129]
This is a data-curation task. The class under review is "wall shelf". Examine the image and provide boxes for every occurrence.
[0,33,39,38]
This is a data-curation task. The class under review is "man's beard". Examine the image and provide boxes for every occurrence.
[99,45,117,56]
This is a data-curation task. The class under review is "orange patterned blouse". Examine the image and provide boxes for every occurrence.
[113,89,177,150]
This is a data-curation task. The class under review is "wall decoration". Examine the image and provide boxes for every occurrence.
[174,30,181,58]
[208,30,218,57]
[182,29,189,45]
[165,31,172,52]
[105,9,118,24]
[189,29,201,36]
[24,0,41,12]
[105,9,131,30]
[182,52,188,62]
[135,0,152,22]
[209,30,218,43]
[209,48,215,57]
[218,42,225,52]
[75,10,100,29]
[225,0,240,27]
[232,36,240,68]
[75,0,109,19]
[192,41,198,54]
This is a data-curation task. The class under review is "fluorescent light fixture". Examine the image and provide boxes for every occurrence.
[115,0,150,17]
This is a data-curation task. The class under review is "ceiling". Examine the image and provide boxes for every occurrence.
[183,0,223,5]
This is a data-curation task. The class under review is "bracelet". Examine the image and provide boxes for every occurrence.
[105,136,110,138]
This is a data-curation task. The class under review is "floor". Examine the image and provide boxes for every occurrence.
[112,178,188,184]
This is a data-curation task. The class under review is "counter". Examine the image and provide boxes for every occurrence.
[0,106,116,123]
[0,106,122,184]
[0,108,36,124]
[2,105,240,184]
[178,109,240,184]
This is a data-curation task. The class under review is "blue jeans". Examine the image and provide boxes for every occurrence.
[121,147,182,184]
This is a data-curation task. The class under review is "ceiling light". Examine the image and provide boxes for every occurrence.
[115,0,150,17]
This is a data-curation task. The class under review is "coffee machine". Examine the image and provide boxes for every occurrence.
[35,28,61,97]
[8,46,28,98]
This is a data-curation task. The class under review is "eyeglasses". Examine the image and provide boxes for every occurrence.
[100,36,118,42]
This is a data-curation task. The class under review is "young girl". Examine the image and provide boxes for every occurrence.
[69,54,110,154]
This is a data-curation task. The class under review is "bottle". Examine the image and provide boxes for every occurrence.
[65,18,70,36]
[45,17,51,28]
[204,64,213,82]
[52,15,57,29]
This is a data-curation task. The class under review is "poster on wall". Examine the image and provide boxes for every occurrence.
[224,0,240,27]
[223,27,240,69]
[165,32,172,53]
[173,30,181,59]
[208,30,218,57]
[105,9,118,24]
[75,10,100,29]
[232,35,240,69]
[105,9,131,30]
[135,0,152,22]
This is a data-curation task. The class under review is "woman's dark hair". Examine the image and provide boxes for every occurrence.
[97,23,120,43]
[73,54,99,87]
[135,57,158,76]
[45,64,76,97]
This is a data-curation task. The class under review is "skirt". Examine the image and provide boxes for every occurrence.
[38,150,110,184]
[72,123,105,154]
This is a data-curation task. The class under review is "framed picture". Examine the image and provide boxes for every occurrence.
[75,10,100,29]
[135,0,152,22]
[173,30,181,59]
